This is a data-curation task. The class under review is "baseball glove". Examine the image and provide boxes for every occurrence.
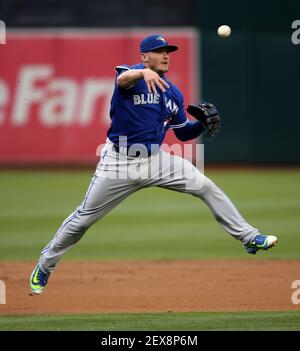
[187,101,221,140]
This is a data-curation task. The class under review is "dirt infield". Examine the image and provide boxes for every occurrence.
[1,260,300,314]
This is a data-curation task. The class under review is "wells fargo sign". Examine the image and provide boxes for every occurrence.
[0,30,198,164]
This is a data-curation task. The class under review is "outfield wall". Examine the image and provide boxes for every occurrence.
[1,0,300,165]
[200,30,300,164]
[0,29,198,165]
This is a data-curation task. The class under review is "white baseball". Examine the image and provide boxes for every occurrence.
[217,25,231,38]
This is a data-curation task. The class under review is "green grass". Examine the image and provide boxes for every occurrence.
[1,170,300,332]
[0,311,299,331]
[0,169,300,260]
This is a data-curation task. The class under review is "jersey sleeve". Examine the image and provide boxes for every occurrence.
[114,64,131,77]
[114,64,134,90]
[114,63,145,91]
[168,90,189,129]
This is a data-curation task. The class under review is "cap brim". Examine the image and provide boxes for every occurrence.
[143,44,178,53]
[164,45,178,52]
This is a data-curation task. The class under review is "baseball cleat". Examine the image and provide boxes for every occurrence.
[29,265,50,295]
[244,234,278,255]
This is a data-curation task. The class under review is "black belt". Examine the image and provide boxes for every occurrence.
[113,144,155,158]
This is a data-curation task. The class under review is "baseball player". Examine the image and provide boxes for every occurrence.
[30,34,278,295]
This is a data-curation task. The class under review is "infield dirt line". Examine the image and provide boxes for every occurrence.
[1,260,300,315]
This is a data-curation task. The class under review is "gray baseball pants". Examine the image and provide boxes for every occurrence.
[39,139,258,273]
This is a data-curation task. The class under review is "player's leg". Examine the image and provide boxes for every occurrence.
[30,143,141,294]
[145,151,277,251]
[39,175,140,272]
[30,175,141,294]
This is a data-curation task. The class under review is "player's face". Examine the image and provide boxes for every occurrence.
[142,48,170,75]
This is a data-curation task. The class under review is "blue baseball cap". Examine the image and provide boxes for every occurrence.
[140,34,178,53]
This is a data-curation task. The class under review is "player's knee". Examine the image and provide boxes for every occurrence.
[195,176,218,197]
[67,211,98,232]
[204,176,217,190]
[68,219,90,233]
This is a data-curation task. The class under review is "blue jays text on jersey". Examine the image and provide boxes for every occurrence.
[107,63,188,150]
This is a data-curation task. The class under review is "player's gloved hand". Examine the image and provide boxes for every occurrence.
[187,101,221,140]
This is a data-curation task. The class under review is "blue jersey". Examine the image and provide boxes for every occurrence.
[107,63,188,149]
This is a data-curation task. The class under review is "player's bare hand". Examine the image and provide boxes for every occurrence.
[142,68,169,94]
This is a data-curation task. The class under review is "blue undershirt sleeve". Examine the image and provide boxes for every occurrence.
[173,121,205,141]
